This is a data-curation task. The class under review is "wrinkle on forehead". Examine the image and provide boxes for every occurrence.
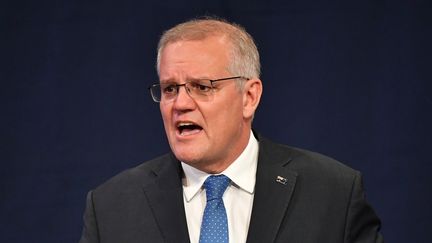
[159,36,232,82]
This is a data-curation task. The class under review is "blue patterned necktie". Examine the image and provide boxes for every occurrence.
[199,175,231,243]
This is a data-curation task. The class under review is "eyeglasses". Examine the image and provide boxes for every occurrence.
[148,76,249,103]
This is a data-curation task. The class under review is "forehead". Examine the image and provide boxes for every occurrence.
[159,37,232,79]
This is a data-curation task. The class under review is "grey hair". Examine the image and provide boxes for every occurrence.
[156,17,261,85]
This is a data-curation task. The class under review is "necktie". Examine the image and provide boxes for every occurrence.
[199,175,231,243]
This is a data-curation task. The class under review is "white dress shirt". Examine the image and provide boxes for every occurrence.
[181,131,259,243]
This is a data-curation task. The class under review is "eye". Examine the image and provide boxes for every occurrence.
[162,84,177,94]
[190,81,212,93]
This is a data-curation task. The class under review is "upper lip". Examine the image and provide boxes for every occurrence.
[177,122,195,127]
[175,120,202,129]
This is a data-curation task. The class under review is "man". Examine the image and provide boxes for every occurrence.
[79,17,383,243]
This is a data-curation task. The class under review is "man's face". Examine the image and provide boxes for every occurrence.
[158,36,252,173]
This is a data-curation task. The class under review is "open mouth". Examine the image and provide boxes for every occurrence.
[177,122,203,136]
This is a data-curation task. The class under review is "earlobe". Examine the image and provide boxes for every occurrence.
[243,78,263,119]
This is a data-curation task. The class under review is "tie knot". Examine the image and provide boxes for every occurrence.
[203,175,230,201]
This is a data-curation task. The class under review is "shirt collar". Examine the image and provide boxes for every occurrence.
[181,130,259,202]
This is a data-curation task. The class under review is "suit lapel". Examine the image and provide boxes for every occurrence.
[142,155,190,243]
[140,135,297,243]
[246,137,298,243]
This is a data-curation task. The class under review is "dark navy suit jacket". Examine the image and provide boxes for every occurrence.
[79,135,383,243]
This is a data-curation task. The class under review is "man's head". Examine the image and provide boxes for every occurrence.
[155,17,262,173]
[157,17,261,86]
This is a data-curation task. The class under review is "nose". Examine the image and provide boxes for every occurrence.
[173,85,196,111]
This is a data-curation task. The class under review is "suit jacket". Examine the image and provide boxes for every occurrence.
[79,135,383,243]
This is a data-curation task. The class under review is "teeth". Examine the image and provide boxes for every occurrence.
[176,122,202,136]
[177,122,194,127]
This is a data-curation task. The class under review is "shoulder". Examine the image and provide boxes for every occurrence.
[92,153,175,195]
[258,135,359,181]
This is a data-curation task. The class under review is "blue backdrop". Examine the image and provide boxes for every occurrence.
[2,0,431,242]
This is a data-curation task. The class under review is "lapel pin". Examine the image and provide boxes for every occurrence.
[276,176,288,185]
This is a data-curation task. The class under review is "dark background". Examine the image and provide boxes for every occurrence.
[2,0,431,242]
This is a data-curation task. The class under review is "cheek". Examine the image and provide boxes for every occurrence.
[221,94,243,115]
[207,98,243,128]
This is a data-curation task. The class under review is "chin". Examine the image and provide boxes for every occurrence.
[176,155,204,167]
[172,147,203,163]
[169,136,206,155]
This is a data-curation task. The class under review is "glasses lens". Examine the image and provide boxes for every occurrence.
[149,84,162,102]
[150,79,222,103]
[187,80,213,97]
[186,80,215,102]
[151,83,181,102]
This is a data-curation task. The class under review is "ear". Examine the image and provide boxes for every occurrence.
[242,78,263,120]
